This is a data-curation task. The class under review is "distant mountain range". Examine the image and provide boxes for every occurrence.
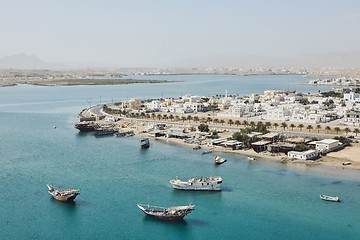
[1,51,360,69]
[0,54,62,69]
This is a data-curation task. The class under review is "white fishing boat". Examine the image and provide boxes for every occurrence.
[247,156,256,161]
[170,176,222,191]
[47,184,80,202]
[320,195,340,202]
[342,161,351,166]
[214,156,227,165]
[137,204,195,221]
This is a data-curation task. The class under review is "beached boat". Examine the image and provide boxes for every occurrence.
[47,184,80,202]
[140,138,150,148]
[137,204,195,221]
[193,145,201,150]
[214,156,227,165]
[342,161,351,166]
[247,156,256,161]
[170,176,222,191]
[320,195,340,202]
[202,150,213,155]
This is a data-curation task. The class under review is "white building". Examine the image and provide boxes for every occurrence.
[315,139,340,152]
[344,92,360,102]
[287,150,319,160]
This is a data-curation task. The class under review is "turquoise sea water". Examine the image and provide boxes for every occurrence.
[0,75,359,240]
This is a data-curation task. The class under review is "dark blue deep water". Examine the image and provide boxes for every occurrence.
[0,75,359,239]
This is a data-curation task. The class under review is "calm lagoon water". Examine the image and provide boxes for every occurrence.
[0,75,359,240]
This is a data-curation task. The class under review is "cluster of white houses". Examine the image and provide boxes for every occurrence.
[116,89,360,126]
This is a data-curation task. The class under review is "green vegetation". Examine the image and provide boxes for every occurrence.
[198,123,209,132]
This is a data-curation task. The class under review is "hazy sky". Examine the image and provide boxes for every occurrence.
[1,0,360,67]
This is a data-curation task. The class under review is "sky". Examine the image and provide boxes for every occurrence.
[1,0,360,67]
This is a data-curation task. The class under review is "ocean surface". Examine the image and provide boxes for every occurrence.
[0,74,359,240]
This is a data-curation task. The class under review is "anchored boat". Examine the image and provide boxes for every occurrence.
[214,156,227,165]
[140,138,150,148]
[170,176,222,191]
[47,184,80,202]
[137,204,195,221]
[320,195,340,202]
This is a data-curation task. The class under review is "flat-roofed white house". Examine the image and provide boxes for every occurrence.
[287,150,319,160]
[315,139,340,152]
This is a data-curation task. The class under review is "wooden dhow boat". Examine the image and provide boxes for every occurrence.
[137,204,195,221]
[47,184,80,202]
[320,195,340,202]
[170,176,222,191]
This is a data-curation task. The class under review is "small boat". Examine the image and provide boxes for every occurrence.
[94,129,117,137]
[47,184,80,202]
[140,138,150,148]
[170,176,222,191]
[320,195,340,202]
[137,204,195,221]
[342,161,351,166]
[214,156,227,165]
[202,150,213,155]
[247,156,256,161]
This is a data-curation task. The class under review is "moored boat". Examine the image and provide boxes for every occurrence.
[214,156,227,165]
[137,204,195,221]
[47,184,80,202]
[74,122,98,132]
[247,156,256,161]
[170,176,222,191]
[320,195,340,202]
[140,138,150,148]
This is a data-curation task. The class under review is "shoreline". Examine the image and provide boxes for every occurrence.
[135,130,360,180]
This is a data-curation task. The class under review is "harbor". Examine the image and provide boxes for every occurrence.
[0,76,359,240]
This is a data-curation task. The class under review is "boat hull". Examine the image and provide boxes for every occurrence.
[137,204,194,221]
[170,178,222,191]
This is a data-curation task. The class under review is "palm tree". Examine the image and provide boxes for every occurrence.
[306,125,313,132]
[175,115,180,122]
[187,115,192,123]
[250,121,256,129]
[157,114,162,120]
[228,119,234,126]
[316,124,321,133]
[214,118,219,125]
[354,128,360,136]
[290,123,296,131]
[193,116,199,123]
[298,124,304,132]
[220,119,225,125]
[207,117,212,123]
[344,127,351,136]
[181,116,186,122]
[273,123,279,130]
[169,114,174,122]
[281,122,288,131]
[151,113,156,120]
[235,120,241,127]
[334,127,341,134]
[243,120,249,127]
[265,122,271,129]
[325,126,331,133]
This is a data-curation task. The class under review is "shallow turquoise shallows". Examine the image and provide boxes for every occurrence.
[0,75,359,240]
